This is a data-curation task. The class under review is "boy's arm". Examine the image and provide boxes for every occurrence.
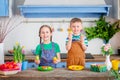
[81,43,87,51]
[66,33,72,51]
[80,35,87,51]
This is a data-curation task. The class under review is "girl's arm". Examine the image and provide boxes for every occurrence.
[56,53,61,62]
[66,33,72,51]
[34,56,40,65]
[34,45,41,65]
[53,53,61,64]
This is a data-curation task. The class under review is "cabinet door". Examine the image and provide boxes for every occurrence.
[56,62,66,68]
[0,0,8,16]
[27,62,38,68]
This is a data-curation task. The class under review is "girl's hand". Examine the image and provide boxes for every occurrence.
[34,55,40,64]
[53,59,60,64]
[53,56,61,64]
[34,59,40,65]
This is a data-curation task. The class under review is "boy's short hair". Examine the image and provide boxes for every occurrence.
[70,18,82,25]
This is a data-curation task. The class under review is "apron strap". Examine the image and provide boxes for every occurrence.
[40,43,44,51]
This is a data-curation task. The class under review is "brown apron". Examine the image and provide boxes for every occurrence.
[67,41,85,68]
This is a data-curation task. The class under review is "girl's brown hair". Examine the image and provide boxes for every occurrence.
[39,25,52,43]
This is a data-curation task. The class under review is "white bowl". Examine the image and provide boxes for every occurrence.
[0,70,19,75]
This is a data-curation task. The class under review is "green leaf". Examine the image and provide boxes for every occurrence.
[84,16,120,42]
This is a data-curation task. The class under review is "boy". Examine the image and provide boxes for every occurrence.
[66,18,88,68]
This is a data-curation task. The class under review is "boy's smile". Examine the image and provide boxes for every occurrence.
[70,22,82,35]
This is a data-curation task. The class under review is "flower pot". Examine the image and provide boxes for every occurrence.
[105,55,112,71]
[17,63,22,72]
[22,61,28,71]
[0,43,4,64]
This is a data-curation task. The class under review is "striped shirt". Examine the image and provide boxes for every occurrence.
[66,34,88,46]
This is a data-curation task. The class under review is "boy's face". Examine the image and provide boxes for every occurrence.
[70,22,82,35]
[40,27,52,42]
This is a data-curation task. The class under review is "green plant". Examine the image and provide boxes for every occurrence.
[13,42,25,63]
[84,16,120,43]
[110,69,120,80]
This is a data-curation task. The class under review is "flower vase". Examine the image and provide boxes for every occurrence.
[0,43,4,64]
[105,55,112,71]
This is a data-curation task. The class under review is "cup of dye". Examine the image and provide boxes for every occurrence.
[22,61,28,71]
[112,60,119,70]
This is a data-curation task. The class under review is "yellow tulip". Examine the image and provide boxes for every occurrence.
[15,42,19,46]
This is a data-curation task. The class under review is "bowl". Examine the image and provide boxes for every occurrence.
[68,65,84,71]
[0,70,19,75]
[37,66,53,71]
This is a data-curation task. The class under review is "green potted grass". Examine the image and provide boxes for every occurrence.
[13,42,27,71]
[13,42,25,63]
[84,16,120,43]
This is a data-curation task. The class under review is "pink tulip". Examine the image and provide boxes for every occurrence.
[22,50,25,54]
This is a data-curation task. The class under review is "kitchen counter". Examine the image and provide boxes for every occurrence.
[5,54,120,62]
[0,68,114,80]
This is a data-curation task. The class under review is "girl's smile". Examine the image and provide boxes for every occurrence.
[40,27,52,43]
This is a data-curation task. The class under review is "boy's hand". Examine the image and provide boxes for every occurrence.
[68,33,72,41]
[80,35,87,50]
[80,35,84,44]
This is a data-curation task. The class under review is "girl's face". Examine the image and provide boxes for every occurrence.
[70,22,82,35]
[40,27,52,42]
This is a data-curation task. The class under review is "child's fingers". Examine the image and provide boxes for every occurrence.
[35,60,40,64]
[68,33,72,40]
[53,61,56,64]
[80,35,84,39]
[53,60,60,64]
[68,33,72,37]
[80,36,85,44]
[80,35,84,40]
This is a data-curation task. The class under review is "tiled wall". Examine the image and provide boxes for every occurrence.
[4,0,120,55]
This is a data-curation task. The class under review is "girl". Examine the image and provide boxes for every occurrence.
[66,18,88,68]
[35,25,61,68]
